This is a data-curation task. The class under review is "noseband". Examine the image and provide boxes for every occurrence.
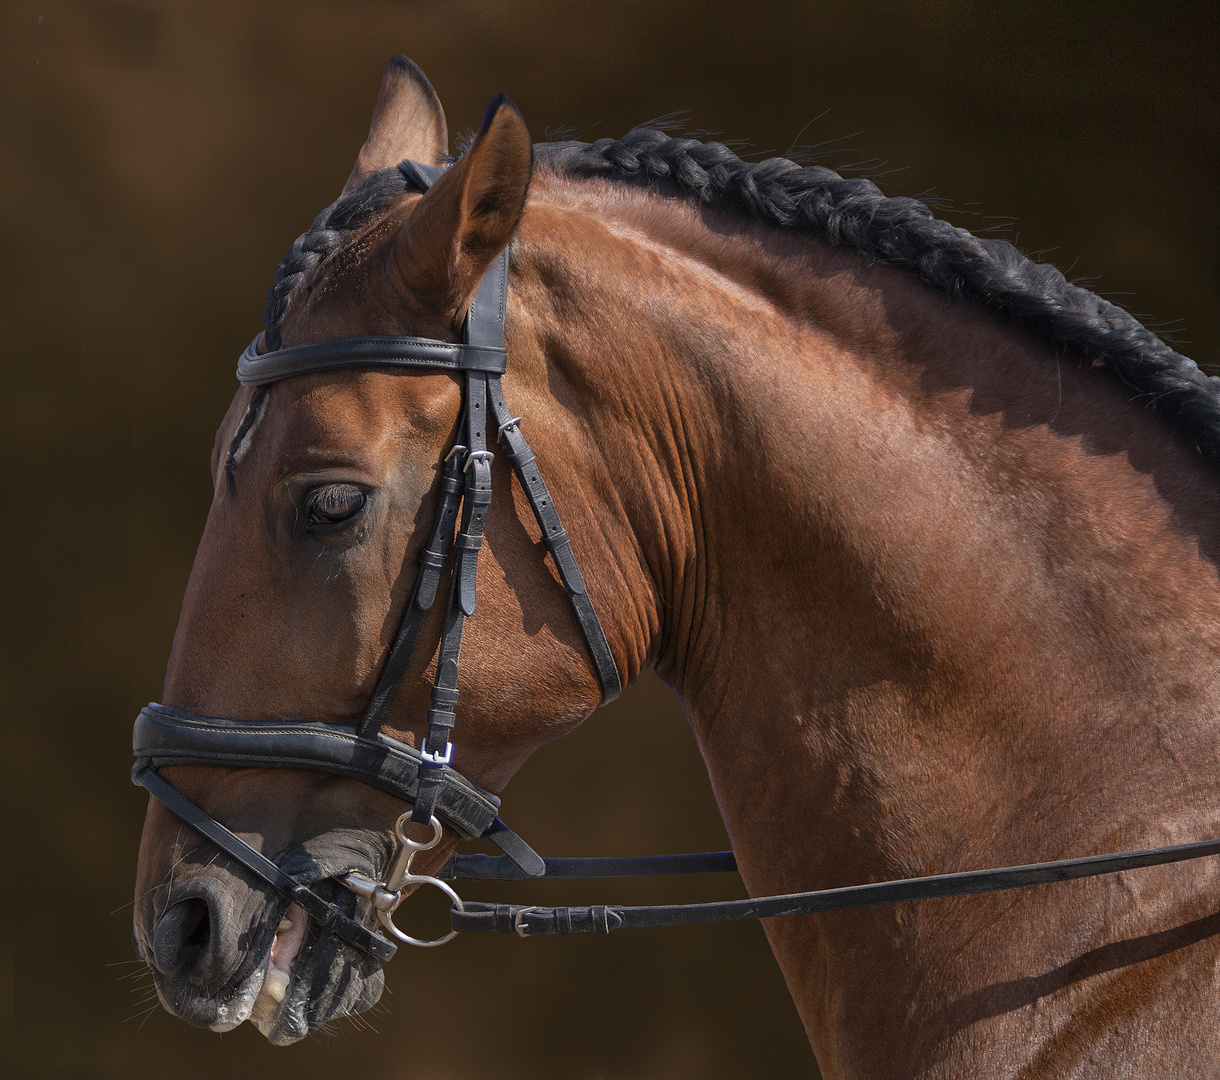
[135,159,1220,965]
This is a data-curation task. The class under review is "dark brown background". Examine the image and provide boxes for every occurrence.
[2,2,1216,1078]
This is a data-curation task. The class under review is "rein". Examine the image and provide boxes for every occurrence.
[133,158,1220,961]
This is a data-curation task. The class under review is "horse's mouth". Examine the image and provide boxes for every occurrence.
[176,899,325,1042]
[245,902,311,1040]
[142,877,386,1045]
[231,900,384,1046]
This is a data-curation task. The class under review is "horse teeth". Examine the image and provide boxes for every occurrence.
[277,917,293,933]
[263,968,290,1003]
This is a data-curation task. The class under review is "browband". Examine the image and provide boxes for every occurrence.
[237,334,508,386]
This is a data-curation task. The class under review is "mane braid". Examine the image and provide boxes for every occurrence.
[263,131,1220,459]
[538,130,1220,461]
[263,166,423,350]
[224,385,268,493]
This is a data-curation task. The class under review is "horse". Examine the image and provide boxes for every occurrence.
[131,54,1220,1075]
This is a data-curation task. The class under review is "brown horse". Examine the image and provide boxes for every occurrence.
[133,55,1220,1074]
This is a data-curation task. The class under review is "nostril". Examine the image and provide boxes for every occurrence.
[153,897,212,977]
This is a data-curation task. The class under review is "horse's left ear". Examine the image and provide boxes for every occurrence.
[342,55,449,195]
[387,94,532,318]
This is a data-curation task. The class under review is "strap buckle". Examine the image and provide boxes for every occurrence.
[513,906,542,938]
[419,741,453,767]
[463,449,494,472]
[496,415,522,439]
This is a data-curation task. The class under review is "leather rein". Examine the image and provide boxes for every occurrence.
[133,158,1220,964]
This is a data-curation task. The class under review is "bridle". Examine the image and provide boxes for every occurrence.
[133,157,621,960]
[134,158,1220,967]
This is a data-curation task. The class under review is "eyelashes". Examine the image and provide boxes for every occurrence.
[305,484,367,527]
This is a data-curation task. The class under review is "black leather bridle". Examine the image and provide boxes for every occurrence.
[132,157,625,961]
[134,158,1220,965]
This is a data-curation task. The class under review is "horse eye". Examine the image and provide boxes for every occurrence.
[306,484,366,526]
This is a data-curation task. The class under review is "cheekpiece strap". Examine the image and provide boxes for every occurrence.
[357,446,466,739]
[410,250,509,824]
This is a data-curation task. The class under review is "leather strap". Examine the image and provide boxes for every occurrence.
[132,703,546,874]
[237,334,507,386]
[134,703,501,838]
[413,565,471,826]
[452,833,1220,935]
[486,376,622,703]
[439,850,737,881]
[482,818,547,878]
[465,250,510,349]
[412,252,507,824]
[398,159,445,190]
[133,763,398,962]
[357,445,465,739]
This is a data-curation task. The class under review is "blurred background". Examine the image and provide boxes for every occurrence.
[1,1,1216,1077]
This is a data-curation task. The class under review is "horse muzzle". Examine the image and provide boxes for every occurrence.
[135,838,387,1043]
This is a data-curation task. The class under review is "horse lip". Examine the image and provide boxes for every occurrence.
[249,911,387,1045]
[250,950,308,1043]
[209,949,272,1032]
[249,901,310,1018]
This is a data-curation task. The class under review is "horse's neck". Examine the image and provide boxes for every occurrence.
[525,183,1220,1070]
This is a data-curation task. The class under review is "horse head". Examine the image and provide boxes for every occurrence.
[132,56,642,1043]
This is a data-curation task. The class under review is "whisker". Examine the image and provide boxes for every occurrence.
[123,1002,160,1025]
[137,1002,161,1029]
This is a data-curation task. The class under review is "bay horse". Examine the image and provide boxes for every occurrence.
[132,55,1220,1075]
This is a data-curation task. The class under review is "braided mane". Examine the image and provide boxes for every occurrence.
[265,129,1220,459]
[263,166,414,350]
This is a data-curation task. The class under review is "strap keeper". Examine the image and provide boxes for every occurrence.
[502,441,535,470]
[425,712,455,737]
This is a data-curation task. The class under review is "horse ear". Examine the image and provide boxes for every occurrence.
[387,94,532,317]
[341,55,449,195]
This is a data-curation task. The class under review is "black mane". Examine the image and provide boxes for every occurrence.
[266,129,1220,459]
